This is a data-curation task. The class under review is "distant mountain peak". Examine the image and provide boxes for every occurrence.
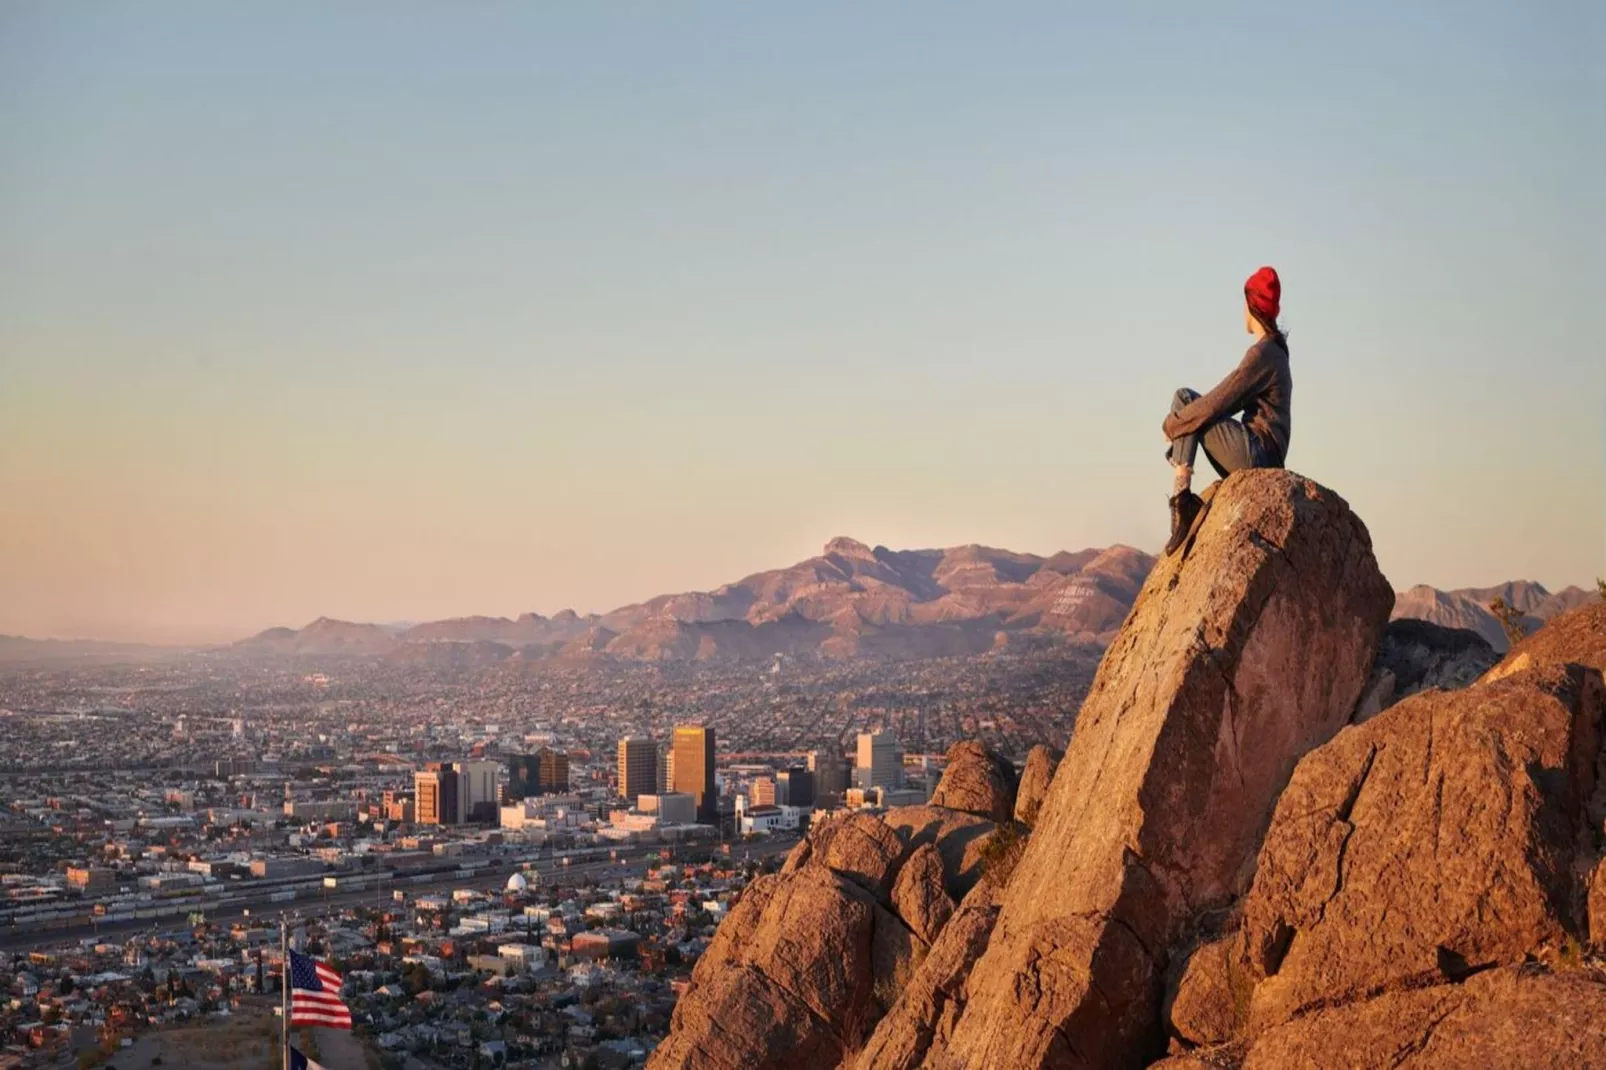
[823,536,877,560]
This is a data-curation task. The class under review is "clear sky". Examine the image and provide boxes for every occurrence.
[2,2,1602,643]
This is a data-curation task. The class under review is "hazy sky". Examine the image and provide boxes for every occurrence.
[2,2,1602,643]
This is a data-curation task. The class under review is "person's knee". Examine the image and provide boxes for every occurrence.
[1172,387,1198,412]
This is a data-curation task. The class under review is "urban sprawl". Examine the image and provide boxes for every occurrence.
[0,646,1098,1068]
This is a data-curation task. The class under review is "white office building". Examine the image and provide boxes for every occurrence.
[855,731,903,792]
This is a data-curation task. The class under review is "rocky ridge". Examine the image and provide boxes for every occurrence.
[647,474,1606,1068]
[647,742,1032,1070]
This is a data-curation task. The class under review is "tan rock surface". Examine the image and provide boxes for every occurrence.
[851,875,1007,1070]
[1164,936,1246,1049]
[927,740,1019,823]
[1013,743,1062,826]
[1228,665,1604,1034]
[819,811,909,900]
[891,843,957,945]
[1155,966,1606,1070]
[649,865,885,1069]
[881,806,996,902]
[936,470,1394,1069]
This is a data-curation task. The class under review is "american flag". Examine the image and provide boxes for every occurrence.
[288,948,351,1029]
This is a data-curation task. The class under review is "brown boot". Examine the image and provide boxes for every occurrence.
[1165,491,1202,555]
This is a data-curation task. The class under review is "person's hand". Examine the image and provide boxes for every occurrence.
[1162,414,1180,440]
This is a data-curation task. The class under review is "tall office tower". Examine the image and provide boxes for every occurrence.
[617,737,659,806]
[749,777,776,807]
[776,767,814,808]
[458,760,501,823]
[536,747,570,794]
[415,763,460,825]
[503,754,537,802]
[855,731,903,792]
[808,750,850,800]
[671,725,718,825]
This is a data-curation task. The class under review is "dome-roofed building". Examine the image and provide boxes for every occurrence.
[505,872,530,893]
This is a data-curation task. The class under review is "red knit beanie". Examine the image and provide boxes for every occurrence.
[1245,266,1281,321]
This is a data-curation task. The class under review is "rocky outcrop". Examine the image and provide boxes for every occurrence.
[817,812,908,900]
[1155,966,1606,1069]
[1013,743,1062,826]
[1166,661,1605,1048]
[892,844,957,945]
[931,470,1394,1068]
[852,873,1009,1070]
[926,740,1019,823]
[649,744,1019,1070]
[1351,617,1498,721]
[881,806,996,902]
[648,861,911,1070]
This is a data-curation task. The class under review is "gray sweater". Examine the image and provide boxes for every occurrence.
[1164,336,1292,464]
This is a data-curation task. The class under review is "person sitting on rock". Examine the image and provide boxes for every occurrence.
[1161,266,1292,554]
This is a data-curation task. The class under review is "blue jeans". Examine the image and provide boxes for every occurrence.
[1168,388,1267,479]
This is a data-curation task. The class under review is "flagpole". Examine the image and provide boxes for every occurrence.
[280,918,289,1070]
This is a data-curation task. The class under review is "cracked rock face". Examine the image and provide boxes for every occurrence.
[1168,661,1605,1044]
[1153,965,1606,1069]
[892,843,958,945]
[933,469,1394,1069]
[852,872,1009,1070]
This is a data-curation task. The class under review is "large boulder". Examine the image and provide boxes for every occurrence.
[1014,744,1062,826]
[648,864,911,1069]
[1168,662,1604,1045]
[927,740,1019,823]
[892,843,957,945]
[934,470,1394,1069]
[652,791,1003,1067]
[882,805,997,902]
[852,872,1009,1070]
[1154,966,1606,1070]
[818,811,909,900]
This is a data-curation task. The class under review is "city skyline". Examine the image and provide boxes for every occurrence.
[3,3,1601,643]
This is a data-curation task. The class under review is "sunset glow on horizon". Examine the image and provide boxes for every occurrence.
[2,2,1601,643]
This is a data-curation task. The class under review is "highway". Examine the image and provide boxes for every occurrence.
[0,836,799,953]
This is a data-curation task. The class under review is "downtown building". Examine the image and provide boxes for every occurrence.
[416,760,501,824]
[506,747,572,800]
[672,725,718,826]
[809,749,850,805]
[415,763,460,826]
[855,731,903,792]
[776,766,814,808]
[616,737,659,806]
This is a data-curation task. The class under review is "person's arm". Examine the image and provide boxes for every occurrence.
[1163,345,1275,440]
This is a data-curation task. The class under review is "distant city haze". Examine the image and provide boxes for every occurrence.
[2,4,1601,643]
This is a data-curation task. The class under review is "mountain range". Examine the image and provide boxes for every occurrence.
[237,540,1600,664]
[3,539,1597,665]
[1390,579,1599,653]
[234,537,1158,663]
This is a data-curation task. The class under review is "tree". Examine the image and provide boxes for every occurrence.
[1489,598,1527,648]
[1597,577,1605,602]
